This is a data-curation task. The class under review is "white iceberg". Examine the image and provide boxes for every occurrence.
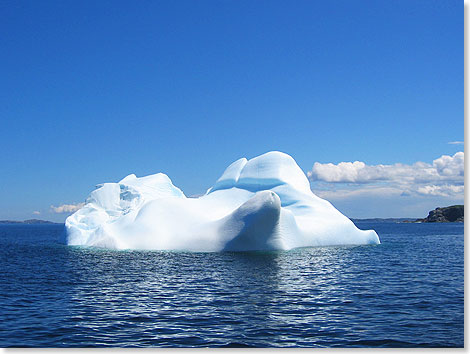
[65,151,380,251]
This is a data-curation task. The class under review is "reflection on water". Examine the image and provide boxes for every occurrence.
[0,223,464,347]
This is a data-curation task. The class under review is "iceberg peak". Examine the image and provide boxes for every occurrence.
[209,151,311,195]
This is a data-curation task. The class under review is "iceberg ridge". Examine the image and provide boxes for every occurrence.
[65,151,380,251]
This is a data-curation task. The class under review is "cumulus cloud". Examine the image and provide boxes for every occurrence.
[51,202,85,214]
[416,184,465,197]
[32,211,41,215]
[308,152,464,199]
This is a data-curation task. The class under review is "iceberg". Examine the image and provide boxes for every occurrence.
[65,151,380,251]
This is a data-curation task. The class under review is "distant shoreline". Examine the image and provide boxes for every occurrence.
[352,205,464,223]
[351,218,413,223]
[0,219,61,225]
[351,218,463,223]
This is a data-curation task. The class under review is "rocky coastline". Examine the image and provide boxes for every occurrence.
[415,205,464,223]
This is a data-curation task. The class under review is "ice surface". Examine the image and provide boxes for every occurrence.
[65,151,380,251]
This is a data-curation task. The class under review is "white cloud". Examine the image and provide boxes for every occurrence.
[416,184,465,197]
[32,211,41,215]
[308,152,464,199]
[51,202,85,214]
[433,152,464,177]
[448,141,464,145]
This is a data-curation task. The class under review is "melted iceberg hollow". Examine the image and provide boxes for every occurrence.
[65,151,380,251]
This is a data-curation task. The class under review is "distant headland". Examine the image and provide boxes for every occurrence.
[414,205,464,223]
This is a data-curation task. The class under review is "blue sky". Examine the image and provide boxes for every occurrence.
[0,0,462,221]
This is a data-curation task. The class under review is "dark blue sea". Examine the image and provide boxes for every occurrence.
[0,221,463,348]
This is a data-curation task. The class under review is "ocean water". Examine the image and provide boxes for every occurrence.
[0,222,463,348]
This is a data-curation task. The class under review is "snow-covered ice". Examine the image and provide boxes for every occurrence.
[65,151,380,251]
